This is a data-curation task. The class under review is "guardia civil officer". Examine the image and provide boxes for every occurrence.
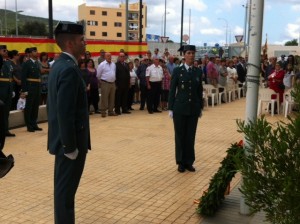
[21,47,42,132]
[0,45,15,137]
[168,45,203,173]
[47,21,91,224]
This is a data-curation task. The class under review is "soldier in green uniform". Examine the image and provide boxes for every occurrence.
[21,47,42,132]
[47,21,91,224]
[168,45,203,173]
[0,45,15,137]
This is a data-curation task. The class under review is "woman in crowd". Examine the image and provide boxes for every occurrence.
[86,59,100,114]
[133,58,140,104]
[160,58,171,110]
[9,50,22,110]
[127,61,137,110]
[39,52,50,105]
[268,62,285,103]
[283,63,295,90]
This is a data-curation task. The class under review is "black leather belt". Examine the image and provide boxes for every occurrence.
[101,79,114,84]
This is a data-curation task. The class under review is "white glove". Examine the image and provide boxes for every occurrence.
[64,149,79,160]
[12,91,15,98]
[168,110,173,118]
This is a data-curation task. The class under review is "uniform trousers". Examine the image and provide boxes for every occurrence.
[100,81,116,114]
[0,84,13,133]
[24,83,40,129]
[0,100,5,149]
[173,113,198,165]
[54,151,86,224]
[147,81,161,112]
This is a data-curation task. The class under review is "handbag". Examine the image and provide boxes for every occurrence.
[0,151,14,178]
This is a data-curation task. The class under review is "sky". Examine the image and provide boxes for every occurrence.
[3,0,300,46]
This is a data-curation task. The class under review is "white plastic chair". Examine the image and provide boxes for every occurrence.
[226,80,236,102]
[203,91,209,107]
[237,82,245,99]
[203,84,218,107]
[283,88,296,118]
[218,85,227,104]
[257,88,280,116]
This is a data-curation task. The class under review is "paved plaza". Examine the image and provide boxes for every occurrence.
[0,98,283,223]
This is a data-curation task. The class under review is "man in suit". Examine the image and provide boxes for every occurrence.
[168,45,203,173]
[47,21,91,224]
[0,45,15,137]
[115,52,131,114]
[21,47,42,132]
[236,57,247,84]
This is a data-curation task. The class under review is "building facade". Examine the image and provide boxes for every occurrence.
[78,3,147,41]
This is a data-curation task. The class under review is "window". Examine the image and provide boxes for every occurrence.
[90,31,96,36]
[102,21,107,26]
[102,32,107,37]
[117,33,122,37]
[117,12,122,17]
[88,21,98,26]
[114,22,122,27]
[102,11,107,16]
[90,10,95,15]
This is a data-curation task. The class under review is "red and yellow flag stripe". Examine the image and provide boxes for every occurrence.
[0,37,148,57]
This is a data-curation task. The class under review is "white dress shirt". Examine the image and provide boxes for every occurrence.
[96,60,116,82]
[146,64,163,82]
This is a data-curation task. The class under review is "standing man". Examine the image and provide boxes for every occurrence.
[97,49,105,65]
[166,55,176,75]
[0,45,7,70]
[168,45,203,173]
[136,57,150,110]
[47,21,91,224]
[206,56,218,87]
[97,52,117,117]
[0,46,15,137]
[21,47,42,132]
[146,56,163,114]
[115,52,130,115]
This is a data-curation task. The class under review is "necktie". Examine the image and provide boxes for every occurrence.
[188,67,192,72]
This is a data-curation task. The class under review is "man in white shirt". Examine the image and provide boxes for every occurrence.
[146,56,163,113]
[96,52,117,117]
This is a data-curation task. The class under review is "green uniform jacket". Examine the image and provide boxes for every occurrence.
[168,65,203,116]
[0,60,13,133]
[0,60,13,97]
[21,59,41,92]
[47,53,91,155]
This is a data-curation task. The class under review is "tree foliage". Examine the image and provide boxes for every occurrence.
[284,39,298,46]
[19,21,48,36]
[236,84,300,224]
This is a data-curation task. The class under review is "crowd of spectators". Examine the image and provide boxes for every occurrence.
[2,44,300,135]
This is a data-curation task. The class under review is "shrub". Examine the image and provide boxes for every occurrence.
[236,84,300,223]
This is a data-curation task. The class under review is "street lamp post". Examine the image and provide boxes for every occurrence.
[164,0,167,37]
[161,12,170,37]
[218,18,228,46]
[5,0,7,35]
[0,20,2,35]
[15,0,24,36]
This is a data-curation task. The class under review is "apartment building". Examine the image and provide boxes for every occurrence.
[78,3,147,41]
